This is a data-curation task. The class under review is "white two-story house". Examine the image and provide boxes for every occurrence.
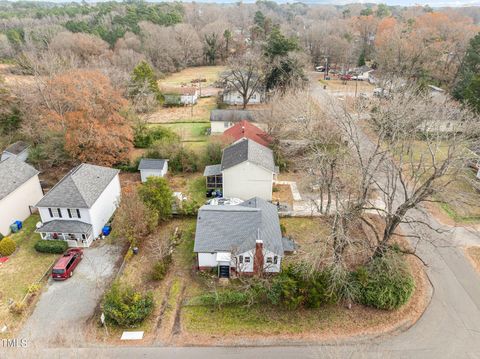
[0,157,43,236]
[35,163,121,247]
[194,197,285,277]
[203,138,277,201]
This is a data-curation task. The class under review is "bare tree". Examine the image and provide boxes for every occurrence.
[221,51,264,109]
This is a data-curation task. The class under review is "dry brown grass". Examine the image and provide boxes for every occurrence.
[146,97,217,123]
[159,66,226,87]
[466,247,480,273]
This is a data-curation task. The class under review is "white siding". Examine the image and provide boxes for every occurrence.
[0,175,43,236]
[180,93,198,105]
[263,249,281,273]
[140,163,167,182]
[211,121,233,134]
[223,162,273,201]
[233,250,255,273]
[223,91,262,105]
[38,207,91,225]
[198,252,218,267]
[88,174,121,237]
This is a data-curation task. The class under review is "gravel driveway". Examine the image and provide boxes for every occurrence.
[20,242,122,347]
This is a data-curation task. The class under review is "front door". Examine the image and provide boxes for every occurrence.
[219,265,230,278]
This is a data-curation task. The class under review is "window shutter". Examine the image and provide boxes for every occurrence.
[77,209,81,218]
[48,208,53,217]
[58,209,62,218]
[67,209,72,218]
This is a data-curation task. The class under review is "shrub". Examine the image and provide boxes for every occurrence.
[146,139,198,173]
[203,141,223,166]
[34,239,68,254]
[134,124,179,148]
[179,199,201,216]
[0,237,16,256]
[354,252,415,310]
[138,176,173,221]
[151,255,172,281]
[103,283,154,327]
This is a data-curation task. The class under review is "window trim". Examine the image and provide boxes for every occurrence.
[244,256,250,263]
[239,255,243,264]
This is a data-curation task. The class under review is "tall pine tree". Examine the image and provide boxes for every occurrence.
[453,32,480,113]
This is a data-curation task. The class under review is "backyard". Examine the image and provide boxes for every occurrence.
[159,66,226,88]
[0,215,57,337]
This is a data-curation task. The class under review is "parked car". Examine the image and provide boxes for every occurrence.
[340,74,352,81]
[51,248,83,280]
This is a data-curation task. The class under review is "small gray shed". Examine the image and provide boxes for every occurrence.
[1,141,30,162]
[138,158,168,182]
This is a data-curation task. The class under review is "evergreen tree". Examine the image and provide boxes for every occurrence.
[130,61,162,103]
[453,32,480,113]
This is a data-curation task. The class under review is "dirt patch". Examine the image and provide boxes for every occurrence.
[465,247,480,273]
[272,184,294,207]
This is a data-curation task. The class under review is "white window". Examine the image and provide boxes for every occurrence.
[244,256,250,263]
[274,256,278,264]
[266,257,273,264]
[252,94,257,100]
[67,209,81,219]
[48,208,62,218]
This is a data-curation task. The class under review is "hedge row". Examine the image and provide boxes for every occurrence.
[34,240,68,254]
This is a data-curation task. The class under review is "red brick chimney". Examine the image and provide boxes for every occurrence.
[253,240,264,275]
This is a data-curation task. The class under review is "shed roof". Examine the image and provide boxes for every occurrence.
[223,120,271,147]
[3,141,29,155]
[221,138,275,172]
[36,163,119,209]
[138,158,167,170]
[0,156,39,201]
[36,220,92,234]
[210,109,253,123]
[193,197,283,256]
[203,164,222,176]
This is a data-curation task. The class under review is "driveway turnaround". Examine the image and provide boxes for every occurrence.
[20,242,122,348]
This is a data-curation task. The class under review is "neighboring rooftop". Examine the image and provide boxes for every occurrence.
[0,156,39,201]
[210,109,254,123]
[223,120,271,147]
[3,141,29,155]
[221,138,275,172]
[36,163,119,208]
[194,197,283,256]
[138,158,168,170]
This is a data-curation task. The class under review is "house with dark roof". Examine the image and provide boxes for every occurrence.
[223,120,271,147]
[163,86,198,105]
[203,138,276,200]
[35,163,121,247]
[138,158,168,182]
[0,157,43,236]
[194,197,284,277]
[210,109,254,133]
[1,141,30,162]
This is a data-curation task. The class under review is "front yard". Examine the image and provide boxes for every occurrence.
[89,216,429,346]
[0,215,57,337]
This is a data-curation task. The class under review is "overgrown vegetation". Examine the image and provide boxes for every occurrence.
[102,282,154,327]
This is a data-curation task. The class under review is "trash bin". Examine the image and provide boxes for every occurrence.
[10,223,19,233]
[14,220,22,230]
[132,247,139,255]
[102,225,111,236]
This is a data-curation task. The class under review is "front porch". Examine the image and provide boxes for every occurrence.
[36,220,94,247]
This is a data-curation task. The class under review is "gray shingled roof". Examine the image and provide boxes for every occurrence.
[203,164,222,176]
[138,158,167,170]
[194,197,283,256]
[210,109,253,122]
[36,220,92,234]
[3,141,29,155]
[221,138,275,172]
[36,163,119,208]
[0,156,39,201]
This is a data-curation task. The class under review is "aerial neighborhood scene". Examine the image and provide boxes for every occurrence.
[0,0,480,358]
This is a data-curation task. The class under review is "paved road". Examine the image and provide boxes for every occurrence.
[19,242,121,348]
[6,80,480,359]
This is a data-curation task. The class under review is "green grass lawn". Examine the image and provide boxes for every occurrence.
[162,122,210,142]
[0,215,57,335]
